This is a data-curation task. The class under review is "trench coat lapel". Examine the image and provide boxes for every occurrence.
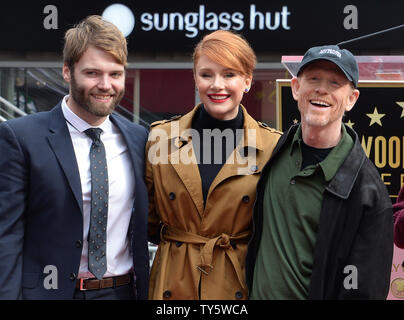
[169,108,204,217]
[207,107,265,199]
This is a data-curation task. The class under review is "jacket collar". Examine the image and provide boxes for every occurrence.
[278,124,365,199]
[325,126,366,199]
[47,104,145,214]
[173,104,265,152]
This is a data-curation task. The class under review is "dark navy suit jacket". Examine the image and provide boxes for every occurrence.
[0,103,149,299]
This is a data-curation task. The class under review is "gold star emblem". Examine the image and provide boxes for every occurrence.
[345,119,355,129]
[396,102,404,118]
[366,107,385,127]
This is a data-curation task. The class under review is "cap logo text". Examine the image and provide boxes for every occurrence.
[319,49,341,58]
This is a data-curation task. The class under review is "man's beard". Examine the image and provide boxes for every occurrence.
[70,74,124,117]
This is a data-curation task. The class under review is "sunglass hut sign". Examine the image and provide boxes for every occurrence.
[43,4,291,37]
[43,3,359,40]
[138,5,291,38]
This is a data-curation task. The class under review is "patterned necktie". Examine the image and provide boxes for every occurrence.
[84,128,108,280]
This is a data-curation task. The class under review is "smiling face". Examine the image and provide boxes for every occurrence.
[291,60,359,133]
[194,54,251,120]
[62,45,125,126]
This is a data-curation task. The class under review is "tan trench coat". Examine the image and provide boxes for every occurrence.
[146,104,281,300]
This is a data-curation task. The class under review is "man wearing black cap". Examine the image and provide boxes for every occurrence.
[246,45,393,299]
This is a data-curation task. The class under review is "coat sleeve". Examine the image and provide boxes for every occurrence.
[393,186,404,249]
[338,205,393,299]
[145,136,161,245]
[0,122,26,299]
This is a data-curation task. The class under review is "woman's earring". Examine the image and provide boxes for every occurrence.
[244,88,249,93]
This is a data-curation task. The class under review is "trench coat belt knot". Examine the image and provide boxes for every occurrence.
[161,223,250,291]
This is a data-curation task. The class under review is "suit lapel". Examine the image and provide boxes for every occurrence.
[47,105,83,213]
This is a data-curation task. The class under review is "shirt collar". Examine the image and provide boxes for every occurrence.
[319,124,353,181]
[290,124,303,156]
[61,95,111,133]
[289,124,353,182]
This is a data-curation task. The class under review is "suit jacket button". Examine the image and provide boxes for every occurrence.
[242,195,250,203]
[70,273,77,281]
[163,290,172,298]
[175,241,182,247]
[75,240,82,248]
[250,165,258,172]
[235,291,243,299]
[168,192,176,200]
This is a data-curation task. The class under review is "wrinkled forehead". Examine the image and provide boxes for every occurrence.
[301,59,347,78]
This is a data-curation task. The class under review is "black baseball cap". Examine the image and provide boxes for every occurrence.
[296,45,359,88]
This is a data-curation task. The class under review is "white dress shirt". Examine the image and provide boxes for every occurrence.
[61,96,135,278]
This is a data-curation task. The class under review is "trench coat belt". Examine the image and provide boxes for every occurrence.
[161,224,250,291]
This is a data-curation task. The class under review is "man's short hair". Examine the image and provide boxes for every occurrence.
[63,15,128,71]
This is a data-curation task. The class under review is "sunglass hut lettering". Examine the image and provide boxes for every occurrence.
[140,4,291,38]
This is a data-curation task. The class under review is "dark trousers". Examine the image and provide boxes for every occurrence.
[73,283,136,300]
